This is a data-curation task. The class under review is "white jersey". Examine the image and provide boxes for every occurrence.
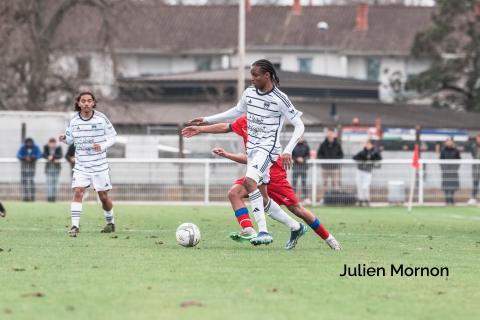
[64,111,117,175]
[238,86,302,156]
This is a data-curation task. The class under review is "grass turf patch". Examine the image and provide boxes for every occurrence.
[0,202,479,320]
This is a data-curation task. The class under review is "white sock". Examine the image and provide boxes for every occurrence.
[71,202,82,228]
[104,209,114,224]
[243,227,256,236]
[326,234,335,241]
[265,199,300,231]
[249,190,268,233]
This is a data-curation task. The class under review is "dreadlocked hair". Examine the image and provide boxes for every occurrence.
[74,91,97,111]
[252,59,280,86]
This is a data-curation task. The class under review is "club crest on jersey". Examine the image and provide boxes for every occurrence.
[92,124,97,129]
[264,101,271,109]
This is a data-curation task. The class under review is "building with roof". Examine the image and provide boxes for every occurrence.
[55,3,434,102]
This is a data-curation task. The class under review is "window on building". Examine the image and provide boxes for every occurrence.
[298,58,313,74]
[76,56,91,79]
[195,57,212,71]
[366,57,380,81]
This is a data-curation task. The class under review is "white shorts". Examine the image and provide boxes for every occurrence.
[72,170,112,191]
[246,149,278,185]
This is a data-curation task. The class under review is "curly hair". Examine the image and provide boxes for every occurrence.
[74,91,97,112]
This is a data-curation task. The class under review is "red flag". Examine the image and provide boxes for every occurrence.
[411,144,420,170]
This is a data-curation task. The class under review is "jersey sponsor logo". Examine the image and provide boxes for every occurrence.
[253,165,258,169]
[249,114,264,125]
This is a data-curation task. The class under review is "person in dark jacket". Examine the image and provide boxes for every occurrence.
[353,140,382,206]
[292,137,310,201]
[43,138,63,202]
[467,134,480,205]
[317,128,344,190]
[440,138,461,205]
[0,202,6,218]
[16,137,42,201]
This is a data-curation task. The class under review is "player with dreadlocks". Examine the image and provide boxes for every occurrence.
[188,59,305,245]
[183,115,342,250]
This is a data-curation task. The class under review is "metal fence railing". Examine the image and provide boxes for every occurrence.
[1,158,479,205]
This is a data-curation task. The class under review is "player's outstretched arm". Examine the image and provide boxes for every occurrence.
[282,116,305,170]
[188,104,245,126]
[182,123,231,138]
[187,117,208,125]
[212,148,247,164]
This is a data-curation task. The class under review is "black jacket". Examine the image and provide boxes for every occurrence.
[43,145,63,173]
[292,142,310,168]
[317,138,343,169]
[440,146,460,171]
[440,146,461,191]
[353,147,382,172]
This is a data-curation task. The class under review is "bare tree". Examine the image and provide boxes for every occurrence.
[0,0,128,110]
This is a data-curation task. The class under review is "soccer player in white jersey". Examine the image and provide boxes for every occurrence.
[189,59,305,245]
[59,92,117,237]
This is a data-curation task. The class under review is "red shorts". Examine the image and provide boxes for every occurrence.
[233,176,299,206]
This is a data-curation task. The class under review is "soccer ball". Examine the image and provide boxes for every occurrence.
[176,223,201,247]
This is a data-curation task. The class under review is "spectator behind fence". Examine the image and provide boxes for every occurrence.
[317,128,344,191]
[440,138,461,205]
[0,201,6,218]
[43,138,63,202]
[353,140,382,206]
[292,137,310,202]
[467,134,480,205]
[16,137,42,202]
[65,144,76,172]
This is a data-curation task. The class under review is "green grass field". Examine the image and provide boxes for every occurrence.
[0,202,479,320]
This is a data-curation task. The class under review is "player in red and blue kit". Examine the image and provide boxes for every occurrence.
[183,116,341,250]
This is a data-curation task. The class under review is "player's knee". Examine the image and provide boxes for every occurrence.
[73,188,84,199]
[227,187,241,201]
